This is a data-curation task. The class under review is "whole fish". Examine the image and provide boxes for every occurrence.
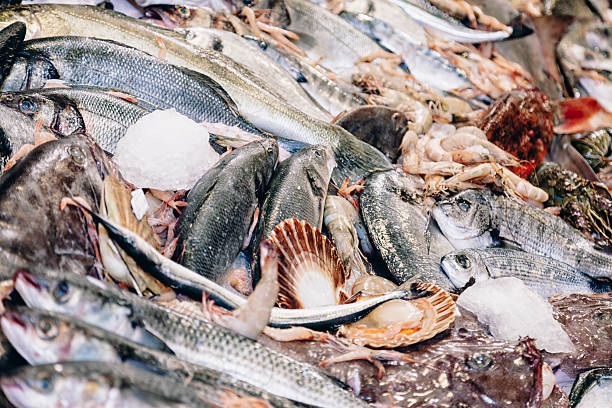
[0,87,151,154]
[433,189,612,280]
[11,269,370,407]
[0,361,212,408]
[0,4,392,183]
[173,26,332,121]
[441,248,611,298]
[388,0,516,43]
[360,170,454,289]
[1,306,299,408]
[0,135,111,279]
[1,36,262,136]
[569,367,612,408]
[337,10,471,92]
[250,144,335,281]
[175,140,278,284]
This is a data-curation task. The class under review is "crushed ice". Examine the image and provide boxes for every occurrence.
[457,277,575,353]
[114,109,219,190]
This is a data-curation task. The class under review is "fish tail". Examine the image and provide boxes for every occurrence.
[331,129,392,185]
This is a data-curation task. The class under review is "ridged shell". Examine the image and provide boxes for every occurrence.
[267,218,346,309]
[338,282,456,348]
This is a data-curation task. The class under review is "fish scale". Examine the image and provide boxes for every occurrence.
[2,36,262,135]
[489,194,612,279]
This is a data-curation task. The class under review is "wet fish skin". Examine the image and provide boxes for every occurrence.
[360,170,454,289]
[568,367,612,407]
[0,4,391,183]
[441,248,611,298]
[0,22,25,86]
[11,268,369,408]
[433,189,612,280]
[250,144,335,282]
[2,36,263,136]
[0,135,111,280]
[0,361,209,408]
[1,306,300,408]
[0,87,151,154]
[175,140,278,284]
[85,207,426,328]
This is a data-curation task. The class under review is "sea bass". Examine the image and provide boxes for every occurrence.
[175,140,278,284]
[433,189,612,280]
[0,4,392,183]
[1,36,262,135]
[441,248,611,298]
[360,170,454,289]
[11,269,370,407]
[0,87,151,154]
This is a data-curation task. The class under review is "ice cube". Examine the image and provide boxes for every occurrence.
[113,109,219,191]
[457,277,575,353]
[130,189,148,220]
[576,379,612,408]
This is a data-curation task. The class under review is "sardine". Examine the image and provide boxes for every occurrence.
[433,189,612,280]
[0,135,111,279]
[175,140,278,284]
[0,361,213,408]
[441,248,611,298]
[11,268,370,407]
[1,306,300,408]
[0,5,392,183]
[360,170,454,289]
[83,204,425,328]
[1,36,263,135]
[0,87,151,154]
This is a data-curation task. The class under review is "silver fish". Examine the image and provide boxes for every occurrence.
[11,269,370,407]
[433,189,612,280]
[441,248,612,298]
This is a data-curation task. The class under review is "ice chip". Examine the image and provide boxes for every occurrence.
[130,189,148,220]
[457,277,575,353]
[576,379,612,408]
[114,109,220,190]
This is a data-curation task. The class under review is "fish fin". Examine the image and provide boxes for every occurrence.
[179,67,241,117]
[549,135,599,181]
[499,237,523,250]
[531,15,574,83]
[331,128,392,185]
[0,22,25,85]
[268,218,346,309]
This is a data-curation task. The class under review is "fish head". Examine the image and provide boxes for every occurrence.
[0,92,85,136]
[0,7,46,40]
[257,138,279,183]
[144,5,212,29]
[0,365,60,408]
[1,47,60,92]
[299,145,336,194]
[440,250,490,288]
[432,190,492,242]
[1,307,74,365]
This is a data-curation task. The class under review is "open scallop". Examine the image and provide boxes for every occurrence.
[338,282,456,348]
[267,218,347,309]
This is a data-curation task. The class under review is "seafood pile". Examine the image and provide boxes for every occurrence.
[0,0,610,406]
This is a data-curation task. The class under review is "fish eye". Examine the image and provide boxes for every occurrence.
[466,353,492,371]
[176,6,190,18]
[36,317,58,340]
[457,198,470,212]
[68,146,86,165]
[314,149,323,158]
[19,98,37,114]
[53,280,71,304]
[455,254,471,269]
[29,372,54,393]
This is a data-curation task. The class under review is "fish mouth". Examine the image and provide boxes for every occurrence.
[2,310,26,329]
[13,269,40,290]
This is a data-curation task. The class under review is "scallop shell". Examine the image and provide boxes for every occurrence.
[267,218,346,309]
[338,282,456,348]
